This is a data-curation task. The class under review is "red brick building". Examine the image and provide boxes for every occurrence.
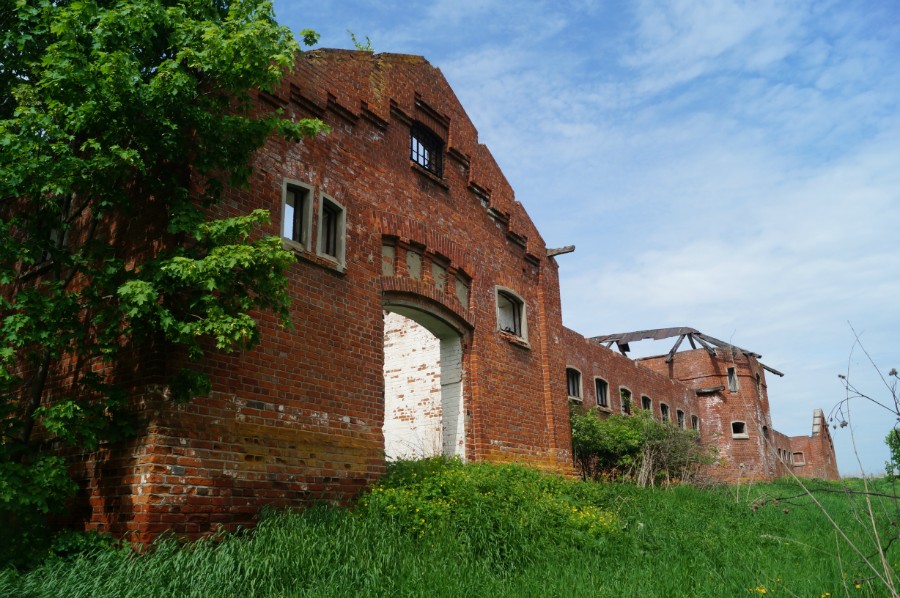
[565,327,839,482]
[74,50,837,542]
[79,50,573,542]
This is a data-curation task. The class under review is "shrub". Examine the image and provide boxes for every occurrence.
[570,406,715,486]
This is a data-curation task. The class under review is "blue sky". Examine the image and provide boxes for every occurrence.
[273,0,900,476]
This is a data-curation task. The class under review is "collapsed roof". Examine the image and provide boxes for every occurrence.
[591,327,784,377]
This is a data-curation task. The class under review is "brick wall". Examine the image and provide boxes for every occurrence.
[790,409,840,480]
[638,349,778,482]
[562,328,697,425]
[77,50,573,540]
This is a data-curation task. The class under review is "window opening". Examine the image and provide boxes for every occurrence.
[691,415,700,431]
[410,122,443,177]
[676,409,685,429]
[641,395,652,411]
[727,367,739,393]
[319,196,344,262]
[660,403,670,422]
[793,452,805,465]
[595,378,609,408]
[620,388,632,415]
[731,421,748,438]
[283,184,311,247]
[497,290,525,339]
[566,368,582,401]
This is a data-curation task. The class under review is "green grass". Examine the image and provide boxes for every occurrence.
[2,459,898,597]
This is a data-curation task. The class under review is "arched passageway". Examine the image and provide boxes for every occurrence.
[382,306,465,461]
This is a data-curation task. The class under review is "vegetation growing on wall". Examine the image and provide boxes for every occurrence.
[0,0,326,566]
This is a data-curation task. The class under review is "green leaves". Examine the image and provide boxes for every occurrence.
[1,0,324,563]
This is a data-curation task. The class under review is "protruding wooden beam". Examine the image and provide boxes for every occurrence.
[547,245,575,257]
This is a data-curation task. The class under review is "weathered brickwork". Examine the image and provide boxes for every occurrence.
[68,49,838,543]
[638,349,837,482]
[77,50,572,541]
[562,328,696,423]
[789,410,840,480]
[562,328,838,484]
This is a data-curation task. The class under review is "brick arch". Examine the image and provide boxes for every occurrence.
[377,213,476,328]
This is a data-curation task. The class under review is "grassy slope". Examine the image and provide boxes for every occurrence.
[2,460,898,597]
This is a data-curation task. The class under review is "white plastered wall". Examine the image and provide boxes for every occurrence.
[382,310,464,461]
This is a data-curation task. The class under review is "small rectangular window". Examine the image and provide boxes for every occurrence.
[318,195,346,266]
[793,452,805,466]
[410,122,443,177]
[731,421,748,438]
[660,403,670,422]
[283,183,312,248]
[728,367,739,393]
[497,289,525,339]
[620,388,632,415]
[566,368,582,401]
[691,415,700,431]
[595,378,609,408]
[676,409,685,429]
[641,395,652,411]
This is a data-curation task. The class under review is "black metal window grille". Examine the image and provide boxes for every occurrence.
[410,123,443,177]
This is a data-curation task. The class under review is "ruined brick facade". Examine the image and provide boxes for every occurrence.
[70,50,837,542]
[564,327,839,483]
[78,50,572,542]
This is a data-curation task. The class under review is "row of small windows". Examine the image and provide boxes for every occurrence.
[566,368,700,431]
[282,182,346,268]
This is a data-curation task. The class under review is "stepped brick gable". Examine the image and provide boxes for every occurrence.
[77,50,572,542]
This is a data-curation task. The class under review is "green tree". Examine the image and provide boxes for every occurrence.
[0,0,325,562]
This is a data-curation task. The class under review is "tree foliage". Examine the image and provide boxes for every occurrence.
[0,0,326,563]
[570,406,716,487]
